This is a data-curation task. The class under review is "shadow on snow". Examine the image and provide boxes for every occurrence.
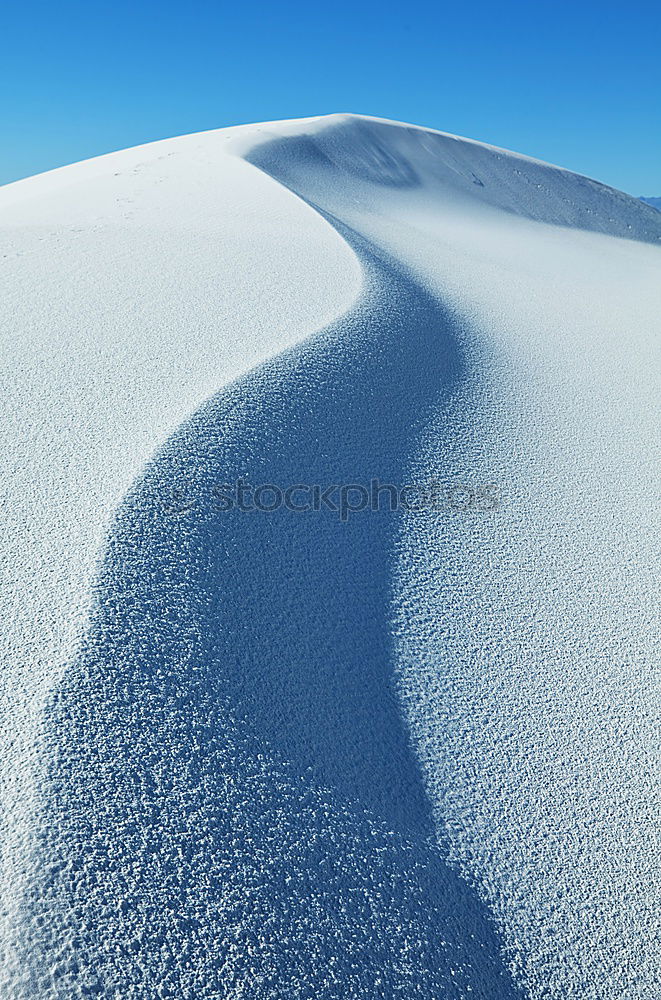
[33,225,524,999]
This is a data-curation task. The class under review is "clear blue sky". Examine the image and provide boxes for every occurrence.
[2,0,659,194]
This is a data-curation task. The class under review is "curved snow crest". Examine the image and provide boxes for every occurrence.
[238,113,661,244]
[4,111,659,245]
[15,225,523,998]
[2,114,659,999]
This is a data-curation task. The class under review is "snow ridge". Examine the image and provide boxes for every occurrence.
[1,114,660,999]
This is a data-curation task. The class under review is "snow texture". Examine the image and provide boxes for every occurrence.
[0,113,660,999]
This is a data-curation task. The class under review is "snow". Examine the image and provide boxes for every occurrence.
[0,113,659,999]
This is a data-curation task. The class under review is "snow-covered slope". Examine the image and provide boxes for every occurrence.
[0,114,659,1000]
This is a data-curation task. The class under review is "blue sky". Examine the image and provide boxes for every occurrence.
[2,0,659,193]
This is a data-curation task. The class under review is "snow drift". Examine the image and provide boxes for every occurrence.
[0,114,659,999]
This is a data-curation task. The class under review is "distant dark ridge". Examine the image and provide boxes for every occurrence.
[640,196,661,210]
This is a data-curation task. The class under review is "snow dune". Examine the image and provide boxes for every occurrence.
[1,114,660,999]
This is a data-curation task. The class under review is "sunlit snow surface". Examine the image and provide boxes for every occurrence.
[1,114,659,999]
